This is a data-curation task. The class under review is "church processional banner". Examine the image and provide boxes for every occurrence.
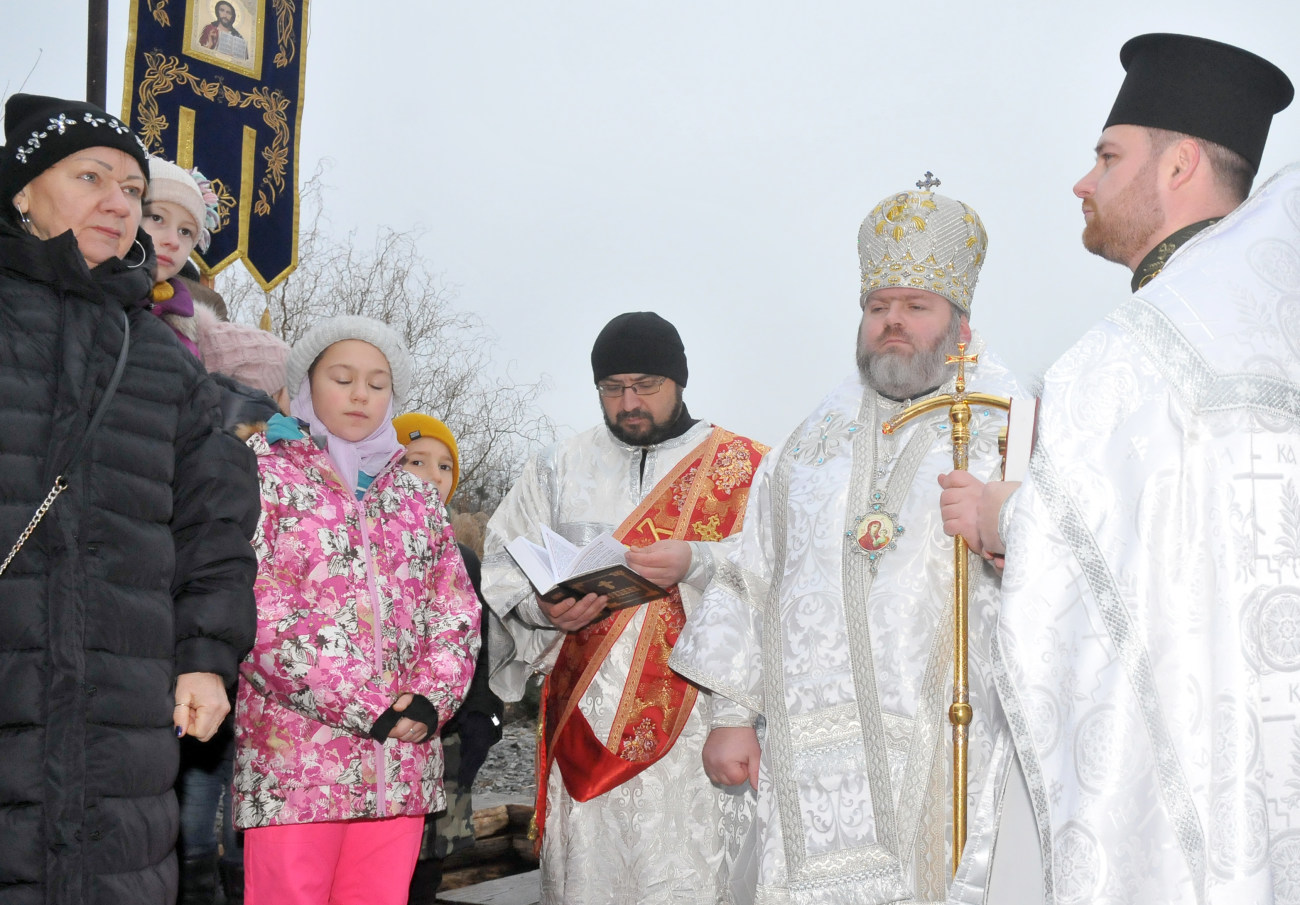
[123,0,309,289]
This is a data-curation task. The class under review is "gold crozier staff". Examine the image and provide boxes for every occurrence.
[884,343,1009,877]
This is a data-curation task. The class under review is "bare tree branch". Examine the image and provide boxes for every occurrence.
[218,165,554,512]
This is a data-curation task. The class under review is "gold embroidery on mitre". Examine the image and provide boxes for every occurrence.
[858,188,987,313]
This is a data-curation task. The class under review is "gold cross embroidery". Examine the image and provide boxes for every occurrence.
[637,517,670,541]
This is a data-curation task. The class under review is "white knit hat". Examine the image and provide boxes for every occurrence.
[858,187,988,313]
[285,315,413,405]
[146,157,220,252]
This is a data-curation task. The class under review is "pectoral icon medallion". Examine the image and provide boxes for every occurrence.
[847,493,904,573]
[854,512,897,551]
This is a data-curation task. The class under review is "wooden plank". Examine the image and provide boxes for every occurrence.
[441,862,525,891]
[505,803,535,832]
[438,869,541,905]
[441,835,513,870]
[472,804,510,838]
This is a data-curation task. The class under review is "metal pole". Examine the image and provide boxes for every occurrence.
[86,0,108,109]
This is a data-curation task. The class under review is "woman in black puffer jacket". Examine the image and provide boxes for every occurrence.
[0,93,258,905]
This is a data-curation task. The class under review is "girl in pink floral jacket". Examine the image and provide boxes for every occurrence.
[234,316,480,905]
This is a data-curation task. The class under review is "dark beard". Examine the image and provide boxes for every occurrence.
[856,312,962,399]
[603,395,686,446]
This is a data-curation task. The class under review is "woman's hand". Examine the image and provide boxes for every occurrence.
[174,672,230,741]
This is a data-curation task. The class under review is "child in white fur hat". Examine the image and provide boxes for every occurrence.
[235,316,480,904]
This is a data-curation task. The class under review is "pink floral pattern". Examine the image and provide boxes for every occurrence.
[234,432,480,828]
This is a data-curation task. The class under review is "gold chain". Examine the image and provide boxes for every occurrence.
[0,476,68,578]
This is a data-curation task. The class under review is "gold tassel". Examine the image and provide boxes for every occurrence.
[259,304,273,333]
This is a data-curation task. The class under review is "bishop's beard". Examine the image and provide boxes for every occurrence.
[856,313,962,400]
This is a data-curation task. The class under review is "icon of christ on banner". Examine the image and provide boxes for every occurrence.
[200,2,248,59]
[185,0,263,77]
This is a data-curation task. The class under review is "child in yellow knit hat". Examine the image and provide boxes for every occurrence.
[392,413,503,904]
[391,413,459,502]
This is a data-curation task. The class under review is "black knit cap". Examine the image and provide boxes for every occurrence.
[0,93,150,224]
[590,311,688,387]
[1103,34,1293,172]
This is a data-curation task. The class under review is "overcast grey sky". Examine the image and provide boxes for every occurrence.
[7,2,1300,448]
[8,6,1297,896]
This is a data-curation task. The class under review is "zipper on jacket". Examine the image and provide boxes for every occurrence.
[356,493,388,815]
[315,447,398,817]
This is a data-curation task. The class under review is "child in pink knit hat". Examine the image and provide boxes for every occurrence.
[141,158,220,356]
[195,304,292,415]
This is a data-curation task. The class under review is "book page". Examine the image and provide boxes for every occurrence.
[540,525,579,578]
[505,535,558,593]
[568,532,630,577]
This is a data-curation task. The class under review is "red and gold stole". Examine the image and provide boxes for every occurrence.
[532,427,767,848]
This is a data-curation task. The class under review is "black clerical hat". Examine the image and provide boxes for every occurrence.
[1103,33,1293,171]
[591,312,688,387]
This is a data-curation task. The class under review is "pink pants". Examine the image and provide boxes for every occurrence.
[244,815,424,905]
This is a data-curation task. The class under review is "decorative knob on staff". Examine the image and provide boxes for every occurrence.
[883,341,1009,876]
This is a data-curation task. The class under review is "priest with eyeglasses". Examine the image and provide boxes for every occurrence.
[482,311,768,905]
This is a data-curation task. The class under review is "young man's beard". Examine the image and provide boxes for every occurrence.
[856,312,961,400]
[1082,156,1164,267]
[603,388,685,446]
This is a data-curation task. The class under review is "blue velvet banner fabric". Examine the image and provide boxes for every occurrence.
[123,0,309,289]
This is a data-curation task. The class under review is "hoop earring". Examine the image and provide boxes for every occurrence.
[124,238,147,270]
[15,207,31,233]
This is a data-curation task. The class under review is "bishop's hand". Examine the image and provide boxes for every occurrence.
[938,470,987,553]
[703,726,760,790]
[939,472,1019,570]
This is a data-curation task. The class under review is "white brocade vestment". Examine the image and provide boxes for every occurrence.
[670,336,1023,905]
[997,162,1300,905]
[482,419,755,905]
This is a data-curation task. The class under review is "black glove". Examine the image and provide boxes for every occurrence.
[455,711,502,786]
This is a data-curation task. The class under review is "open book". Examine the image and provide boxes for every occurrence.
[505,526,668,610]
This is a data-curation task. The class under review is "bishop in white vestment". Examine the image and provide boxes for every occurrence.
[671,186,1024,905]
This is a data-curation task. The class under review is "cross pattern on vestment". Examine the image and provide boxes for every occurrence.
[638,517,670,541]
[1239,431,1287,582]
[916,171,941,191]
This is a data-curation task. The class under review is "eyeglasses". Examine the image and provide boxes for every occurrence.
[596,376,668,397]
